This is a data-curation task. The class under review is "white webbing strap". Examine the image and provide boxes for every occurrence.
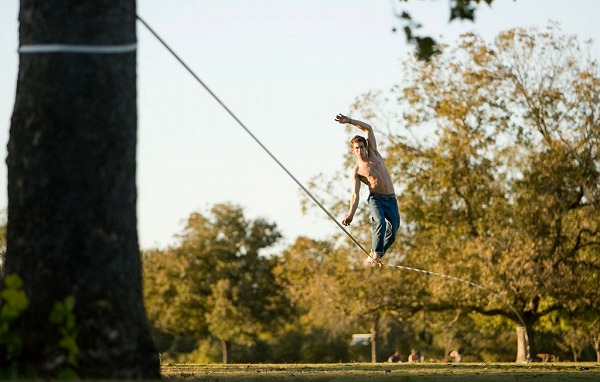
[18,43,137,54]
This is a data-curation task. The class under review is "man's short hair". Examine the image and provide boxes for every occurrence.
[350,135,367,149]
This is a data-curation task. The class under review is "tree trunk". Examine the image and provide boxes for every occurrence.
[591,335,600,363]
[515,326,532,363]
[221,339,230,364]
[525,324,534,362]
[5,0,159,378]
[370,314,379,363]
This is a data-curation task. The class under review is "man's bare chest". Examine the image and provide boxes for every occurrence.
[357,159,385,177]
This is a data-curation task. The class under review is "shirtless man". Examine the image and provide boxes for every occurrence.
[335,113,400,265]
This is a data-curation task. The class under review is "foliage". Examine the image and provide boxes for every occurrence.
[49,296,78,377]
[274,236,428,362]
[0,275,80,377]
[394,0,495,61]
[143,246,207,337]
[206,278,262,346]
[0,275,79,377]
[143,203,290,363]
[542,311,600,362]
[0,274,29,364]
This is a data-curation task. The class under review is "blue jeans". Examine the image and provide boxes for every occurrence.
[368,193,400,258]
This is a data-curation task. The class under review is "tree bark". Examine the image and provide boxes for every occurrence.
[515,326,532,363]
[5,0,159,378]
[221,339,230,364]
[524,324,534,362]
[370,314,379,363]
[593,337,600,363]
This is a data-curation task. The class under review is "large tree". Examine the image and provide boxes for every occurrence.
[3,0,159,378]
[305,25,600,362]
[144,203,289,364]
[350,25,600,362]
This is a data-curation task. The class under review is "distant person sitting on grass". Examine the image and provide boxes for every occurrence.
[449,350,462,363]
[408,348,420,363]
[387,351,401,363]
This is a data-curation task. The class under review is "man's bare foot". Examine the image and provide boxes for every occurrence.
[367,252,383,267]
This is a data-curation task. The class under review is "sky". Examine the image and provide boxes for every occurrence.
[1,1,600,251]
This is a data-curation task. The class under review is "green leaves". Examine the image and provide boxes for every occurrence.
[395,0,496,61]
[450,0,478,22]
[49,296,78,370]
[143,203,288,362]
[1,275,29,323]
[0,276,80,375]
[49,296,75,331]
[0,274,29,360]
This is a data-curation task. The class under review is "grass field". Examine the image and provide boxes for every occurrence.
[161,362,600,381]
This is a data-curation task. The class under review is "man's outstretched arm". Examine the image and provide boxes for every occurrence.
[342,166,361,226]
[335,113,377,152]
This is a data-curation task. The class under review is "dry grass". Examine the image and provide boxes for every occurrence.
[161,362,600,381]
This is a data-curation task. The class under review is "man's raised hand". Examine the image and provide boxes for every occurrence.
[335,113,351,124]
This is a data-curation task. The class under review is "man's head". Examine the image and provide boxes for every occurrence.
[350,135,368,160]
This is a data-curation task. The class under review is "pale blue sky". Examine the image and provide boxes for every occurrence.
[1,1,599,250]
